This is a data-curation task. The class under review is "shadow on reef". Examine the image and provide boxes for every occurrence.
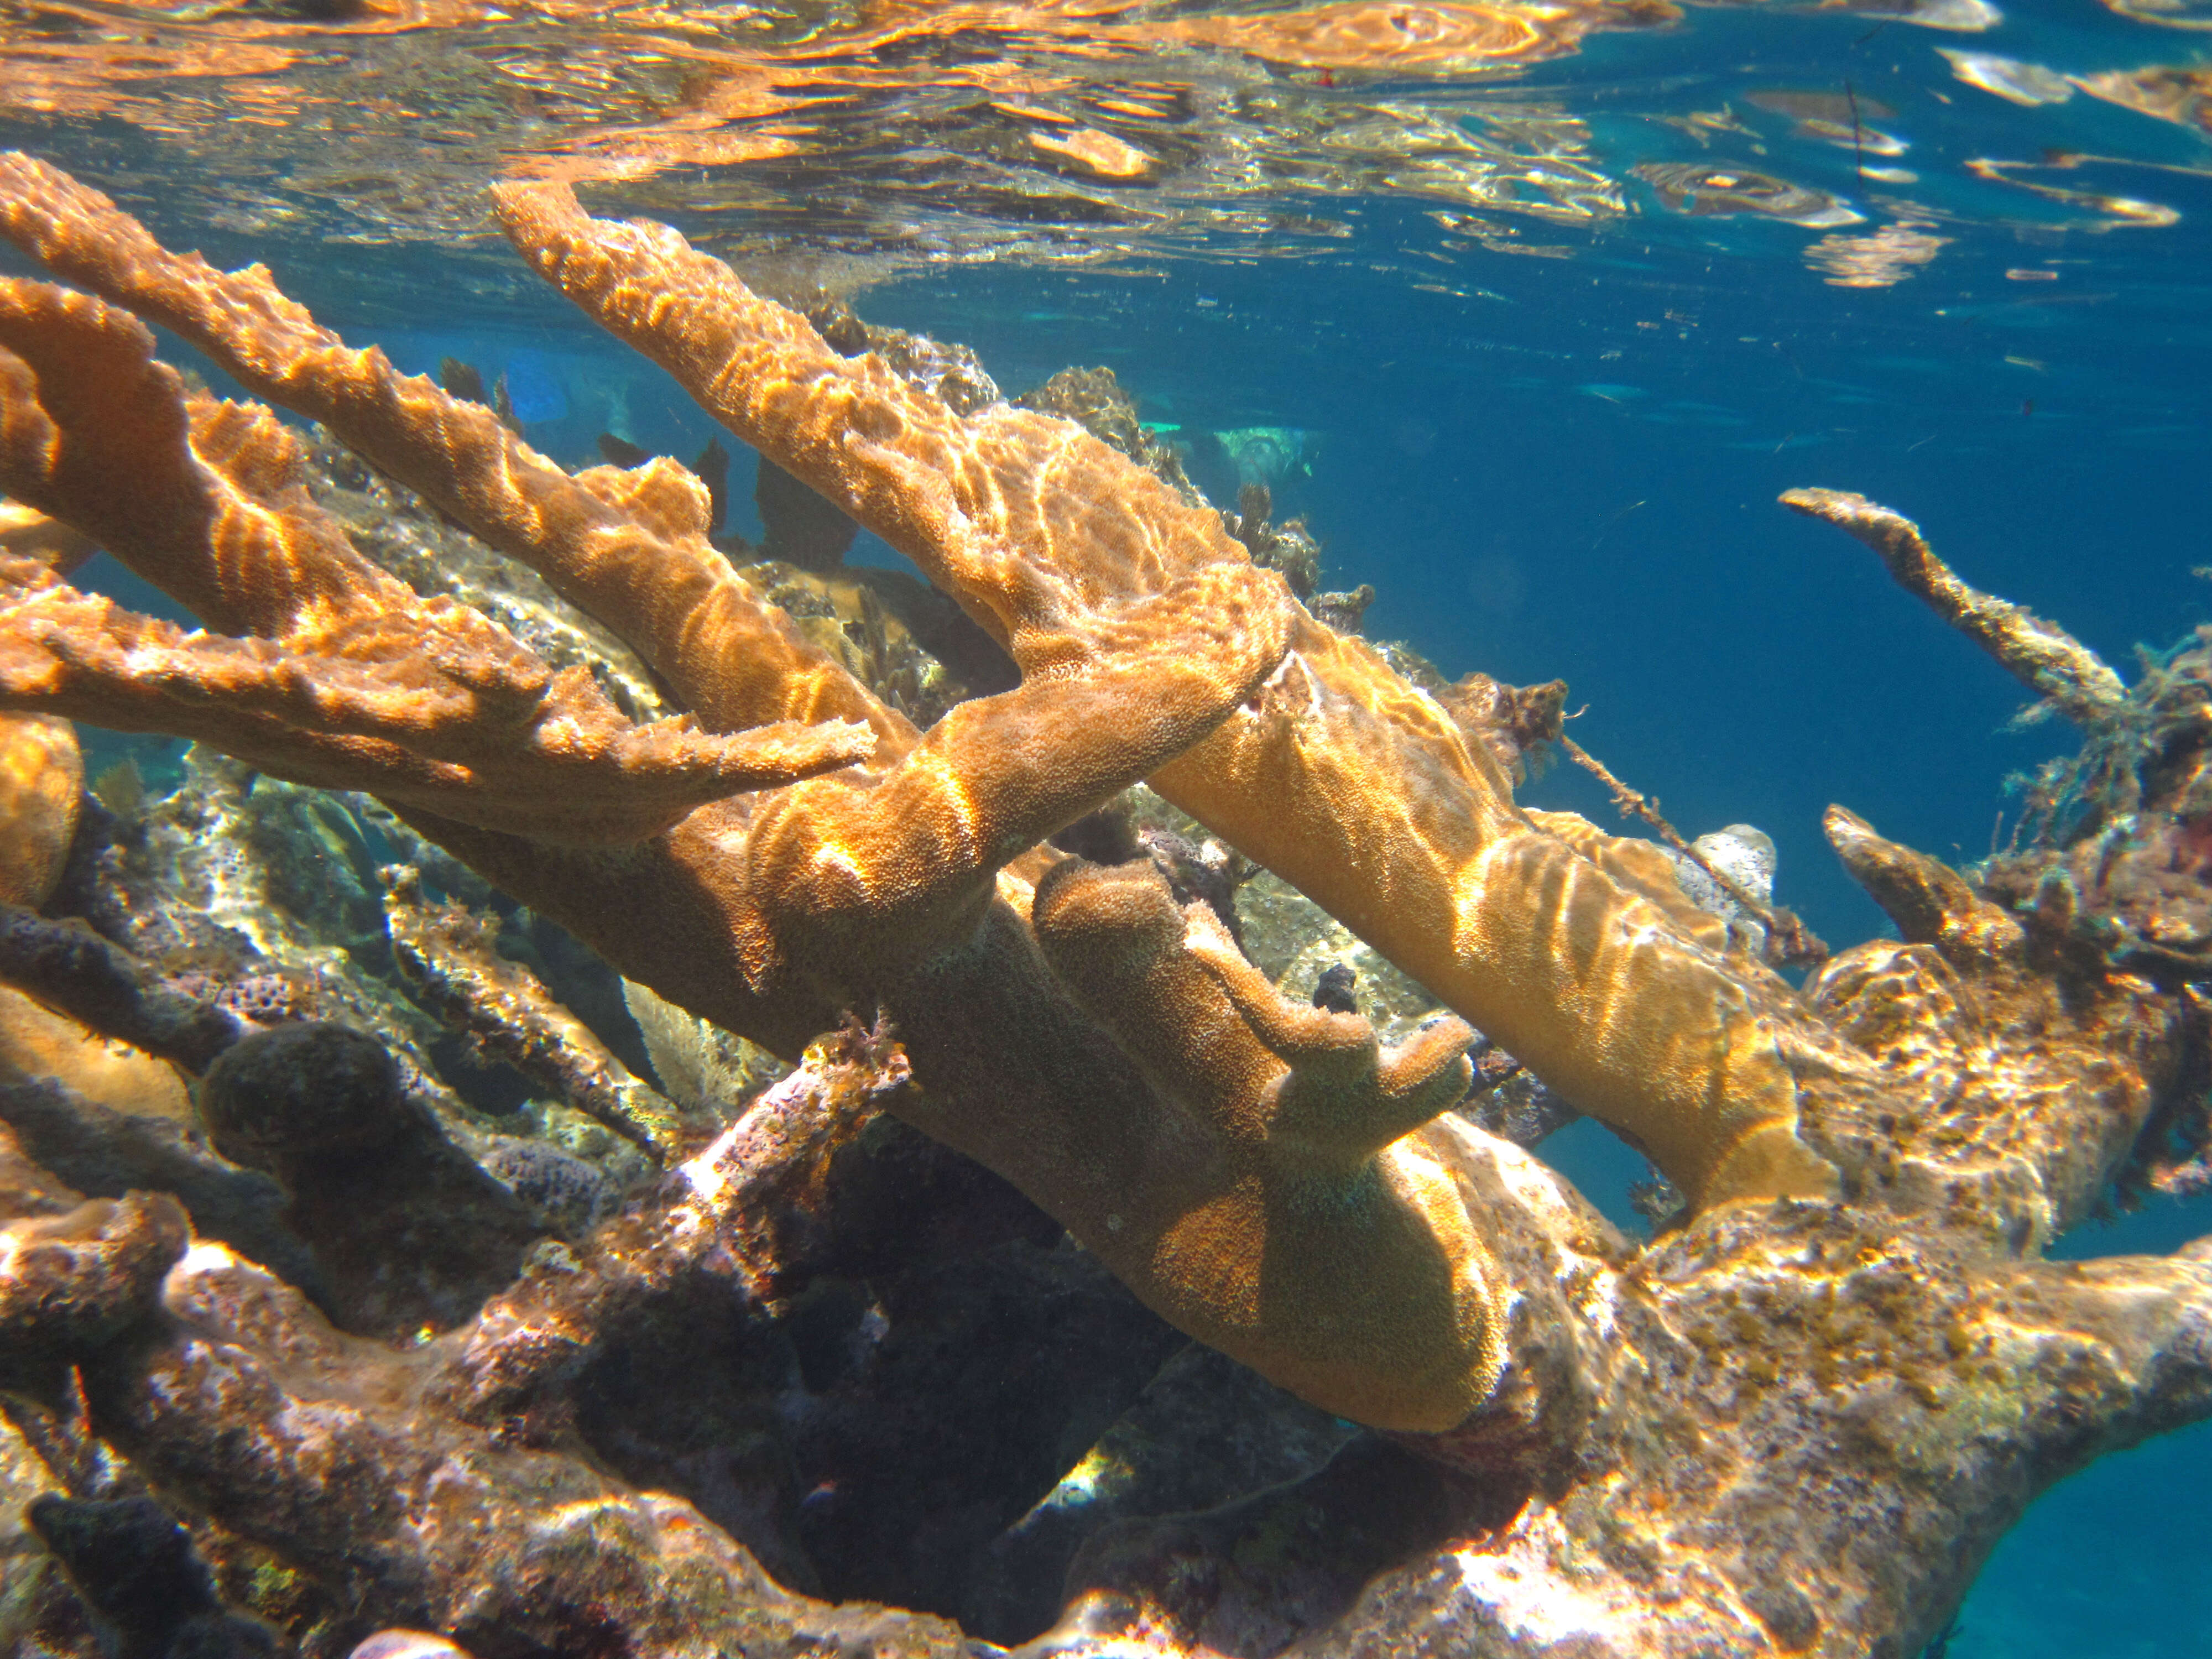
[0,154,2208,1659]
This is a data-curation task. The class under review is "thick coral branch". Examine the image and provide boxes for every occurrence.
[1997,1240,2212,1444]
[1,1190,186,1392]
[0,278,375,641]
[0,279,872,842]
[1032,857,1501,1432]
[0,556,865,843]
[1154,619,1865,1210]
[0,150,904,751]
[1823,803,2025,971]
[742,569,1295,977]
[489,180,1862,1215]
[491,180,1302,943]
[1179,897,1479,1166]
[1782,487,2129,726]
[437,1035,903,1423]
[0,706,78,909]
[85,1237,972,1656]
[0,904,241,1073]
[1809,807,2193,1240]
[491,180,1290,676]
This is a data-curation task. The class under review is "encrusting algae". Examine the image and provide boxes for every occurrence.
[0,152,2206,1658]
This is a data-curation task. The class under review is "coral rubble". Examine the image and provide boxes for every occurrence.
[0,154,2206,1659]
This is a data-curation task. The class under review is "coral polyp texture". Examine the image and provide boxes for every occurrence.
[0,152,2207,1659]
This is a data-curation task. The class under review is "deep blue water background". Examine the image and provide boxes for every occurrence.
[11,0,2212,1642]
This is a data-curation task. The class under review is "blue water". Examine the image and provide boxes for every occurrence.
[7,0,2212,1644]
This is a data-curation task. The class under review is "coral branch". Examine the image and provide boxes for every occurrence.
[2002,1242,2212,1442]
[1154,617,1858,1209]
[0,151,907,750]
[492,180,1305,946]
[383,870,687,1158]
[491,179,1852,1214]
[88,1235,973,1656]
[0,278,873,841]
[0,904,241,1072]
[0,1190,186,1391]
[492,181,1290,679]
[0,277,375,641]
[1782,487,2130,726]
[438,1034,902,1423]
[1822,803,2022,969]
[0,711,79,909]
[1032,856,1500,1432]
[0,554,867,842]
[1811,806,2192,1239]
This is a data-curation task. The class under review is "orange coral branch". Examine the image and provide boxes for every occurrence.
[1034,857,1500,1430]
[491,180,1851,1212]
[0,557,868,844]
[0,278,871,842]
[0,151,903,752]
[1151,622,1858,1209]
[0,277,373,641]
[491,180,1291,684]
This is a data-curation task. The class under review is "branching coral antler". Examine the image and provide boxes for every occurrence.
[4,153,2212,1659]
[1032,857,1503,1430]
[488,182,1288,677]
[0,156,1903,1438]
[0,273,871,842]
[1782,487,2128,726]
[491,178,1859,1214]
[0,154,901,752]
[0,155,1384,1413]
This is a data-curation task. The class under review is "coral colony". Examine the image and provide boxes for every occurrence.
[1,152,2209,1658]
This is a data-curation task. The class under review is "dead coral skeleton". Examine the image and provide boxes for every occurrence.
[0,154,2205,1658]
